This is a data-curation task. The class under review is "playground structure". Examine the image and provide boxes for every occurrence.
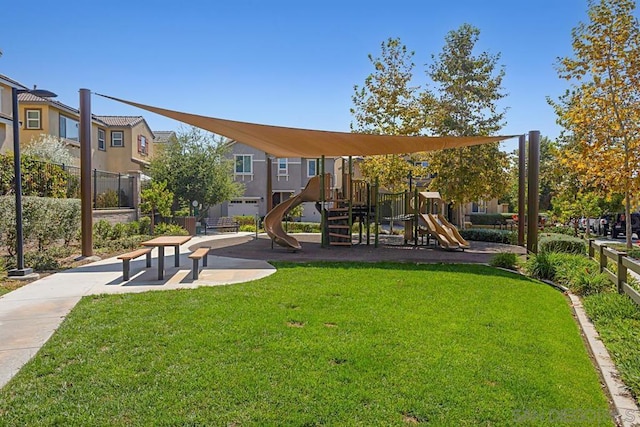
[96,94,540,253]
[264,166,470,251]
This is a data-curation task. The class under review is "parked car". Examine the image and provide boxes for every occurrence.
[595,214,613,236]
[578,217,598,232]
[611,212,640,239]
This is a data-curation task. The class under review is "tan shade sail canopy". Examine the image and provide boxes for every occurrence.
[97,94,515,158]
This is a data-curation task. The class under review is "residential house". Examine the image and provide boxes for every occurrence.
[10,89,154,173]
[208,142,337,222]
[152,130,177,155]
[0,74,28,154]
[93,116,155,172]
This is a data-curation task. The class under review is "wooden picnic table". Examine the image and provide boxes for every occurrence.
[141,235,192,280]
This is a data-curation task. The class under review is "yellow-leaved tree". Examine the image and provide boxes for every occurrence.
[551,0,640,248]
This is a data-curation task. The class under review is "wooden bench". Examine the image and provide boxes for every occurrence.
[117,247,153,281]
[188,247,210,280]
[204,217,240,233]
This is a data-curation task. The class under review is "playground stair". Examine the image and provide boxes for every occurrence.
[326,206,352,246]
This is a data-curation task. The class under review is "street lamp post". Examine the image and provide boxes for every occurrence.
[7,86,57,277]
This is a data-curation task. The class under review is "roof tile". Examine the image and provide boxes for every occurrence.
[94,116,144,127]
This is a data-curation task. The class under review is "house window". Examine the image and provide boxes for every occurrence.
[235,154,252,174]
[307,159,317,177]
[25,109,41,129]
[98,129,106,151]
[59,115,79,141]
[137,135,147,155]
[277,158,288,176]
[471,200,487,214]
[111,131,124,147]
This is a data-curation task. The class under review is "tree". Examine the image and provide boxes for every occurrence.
[550,0,640,248]
[22,134,74,165]
[140,180,173,234]
[350,37,427,192]
[425,24,509,226]
[148,127,243,221]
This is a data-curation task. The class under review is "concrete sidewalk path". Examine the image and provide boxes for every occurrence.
[0,232,275,389]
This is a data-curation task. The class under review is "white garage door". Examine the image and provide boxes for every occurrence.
[228,199,259,218]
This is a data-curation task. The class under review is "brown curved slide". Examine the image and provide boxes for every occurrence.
[264,174,328,250]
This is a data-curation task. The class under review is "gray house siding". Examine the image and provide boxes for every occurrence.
[210,142,336,222]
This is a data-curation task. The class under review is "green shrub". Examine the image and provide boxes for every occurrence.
[525,252,556,280]
[468,213,510,226]
[95,189,119,209]
[489,253,518,270]
[548,225,577,236]
[125,221,140,236]
[154,223,189,236]
[526,252,614,295]
[0,196,81,253]
[138,217,151,235]
[539,233,585,254]
[234,216,257,226]
[240,224,257,232]
[58,200,81,244]
[459,228,515,244]
[94,235,147,253]
[93,220,112,241]
[570,269,612,296]
[0,154,76,198]
[24,251,60,271]
[284,221,321,233]
[110,223,128,240]
[547,253,595,287]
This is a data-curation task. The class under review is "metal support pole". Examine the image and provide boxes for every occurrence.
[93,169,97,208]
[366,182,371,245]
[526,131,540,254]
[80,88,93,256]
[348,156,353,240]
[414,187,419,246]
[8,87,31,275]
[320,155,326,248]
[374,178,379,248]
[117,173,122,207]
[266,153,273,213]
[518,134,526,247]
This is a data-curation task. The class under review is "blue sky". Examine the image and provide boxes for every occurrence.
[0,0,610,152]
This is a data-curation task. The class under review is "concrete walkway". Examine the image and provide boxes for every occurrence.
[0,232,275,389]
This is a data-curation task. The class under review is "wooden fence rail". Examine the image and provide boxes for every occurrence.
[588,240,640,306]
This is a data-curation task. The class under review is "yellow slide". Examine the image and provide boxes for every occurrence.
[437,214,470,249]
[264,174,328,250]
[417,191,469,250]
[419,213,460,250]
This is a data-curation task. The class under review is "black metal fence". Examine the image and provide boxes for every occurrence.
[2,159,135,209]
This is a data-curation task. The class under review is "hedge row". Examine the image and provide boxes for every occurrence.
[468,213,513,225]
[459,228,516,244]
[539,233,586,254]
[0,196,81,254]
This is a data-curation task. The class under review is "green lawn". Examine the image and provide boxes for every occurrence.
[0,263,612,426]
